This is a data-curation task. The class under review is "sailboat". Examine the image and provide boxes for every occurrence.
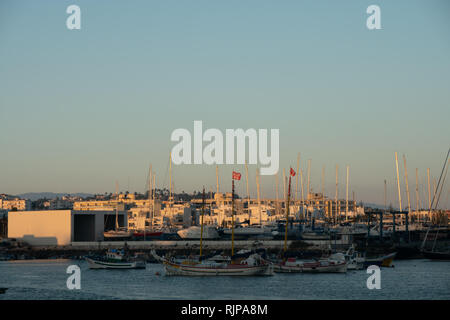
[103,182,131,240]
[152,177,273,276]
[273,167,348,273]
[132,166,167,240]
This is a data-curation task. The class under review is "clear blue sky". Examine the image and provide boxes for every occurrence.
[1,0,449,208]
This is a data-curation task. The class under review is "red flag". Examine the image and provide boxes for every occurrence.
[232,171,241,180]
[290,167,296,177]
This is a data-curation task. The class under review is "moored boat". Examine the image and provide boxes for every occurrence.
[86,249,146,269]
[103,228,132,240]
[274,257,347,273]
[151,250,273,276]
[422,250,450,260]
[177,226,220,240]
[364,252,396,267]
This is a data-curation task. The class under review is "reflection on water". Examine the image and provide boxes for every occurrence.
[0,259,449,300]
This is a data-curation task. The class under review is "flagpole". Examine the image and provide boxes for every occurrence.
[231,178,235,257]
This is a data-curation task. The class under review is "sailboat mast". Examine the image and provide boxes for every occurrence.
[345,165,349,221]
[169,152,172,202]
[284,170,292,252]
[403,155,412,216]
[415,168,420,215]
[427,168,431,212]
[216,165,219,195]
[200,187,205,258]
[335,165,338,224]
[256,168,261,226]
[296,153,300,202]
[395,152,403,211]
[152,175,156,226]
[245,162,250,221]
[147,164,152,237]
[275,172,279,216]
[322,165,325,216]
[115,181,119,231]
[307,159,311,205]
[231,178,235,257]
[300,168,304,205]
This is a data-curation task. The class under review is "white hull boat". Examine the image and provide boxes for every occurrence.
[86,257,145,269]
[177,226,220,240]
[223,226,276,239]
[274,256,347,273]
[86,249,145,269]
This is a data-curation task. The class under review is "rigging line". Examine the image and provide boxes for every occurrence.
[421,148,450,249]
[431,158,450,250]
[433,159,449,211]
[429,148,450,211]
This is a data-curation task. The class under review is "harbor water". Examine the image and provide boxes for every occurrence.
[0,259,449,300]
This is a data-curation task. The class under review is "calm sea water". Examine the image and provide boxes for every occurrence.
[0,259,449,300]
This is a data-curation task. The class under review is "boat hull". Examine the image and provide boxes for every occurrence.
[422,251,450,260]
[364,252,396,267]
[274,261,347,273]
[86,257,146,269]
[164,261,273,276]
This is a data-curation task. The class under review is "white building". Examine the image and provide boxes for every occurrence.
[8,210,127,246]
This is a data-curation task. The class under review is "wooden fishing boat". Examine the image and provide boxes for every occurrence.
[86,249,146,269]
[0,288,8,294]
[151,250,273,276]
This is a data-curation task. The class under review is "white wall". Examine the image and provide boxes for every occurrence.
[8,210,72,245]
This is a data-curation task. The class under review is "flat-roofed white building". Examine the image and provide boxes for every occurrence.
[8,210,127,246]
[0,198,31,211]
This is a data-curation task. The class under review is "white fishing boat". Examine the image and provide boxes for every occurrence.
[274,257,347,273]
[86,249,146,269]
[151,250,273,276]
[344,246,365,270]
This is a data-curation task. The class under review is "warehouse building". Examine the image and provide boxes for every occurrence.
[7,210,127,246]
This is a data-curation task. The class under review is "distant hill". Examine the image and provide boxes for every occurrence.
[15,192,93,201]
